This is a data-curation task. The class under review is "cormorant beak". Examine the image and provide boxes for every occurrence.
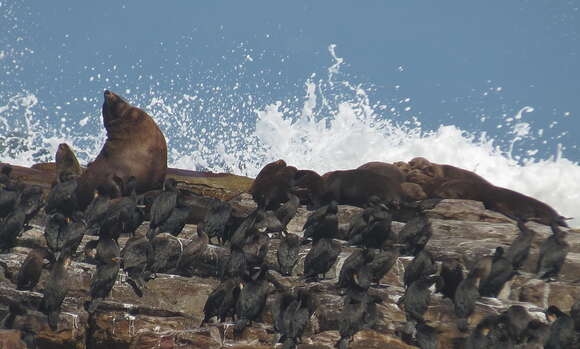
[112,257,122,263]
[353,273,359,285]
[481,328,490,336]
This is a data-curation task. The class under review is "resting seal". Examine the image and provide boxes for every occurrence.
[434,179,568,227]
[357,161,406,184]
[407,157,491,196]
[321,169,402,207]
[293,169,325,208]
[76,90,167,209]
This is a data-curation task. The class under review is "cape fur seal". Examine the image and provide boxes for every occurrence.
[357,161,406,184]
[55,143,83,181]
[249,160,297,210]
[321,169,402,207]
[434,179,568,227]
[408,157,491,196]
[76,90,167,209]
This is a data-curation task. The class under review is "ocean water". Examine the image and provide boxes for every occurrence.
[1,2,579,227]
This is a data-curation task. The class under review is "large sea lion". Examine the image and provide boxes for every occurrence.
[249,160,297,210]
[357,161,406,184]
[293,169,325,208]
[434,179,568,227]
[76,90,167,209]
[321,169,402,207]
[408,157,491,196]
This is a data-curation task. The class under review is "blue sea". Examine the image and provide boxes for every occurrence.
[1,2,579,226]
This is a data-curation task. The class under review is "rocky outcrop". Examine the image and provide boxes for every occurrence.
[0,165,578,348]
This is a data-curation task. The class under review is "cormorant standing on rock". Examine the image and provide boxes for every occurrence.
[176,230,209,277]
[19,185,44,226]
[414,322,439,349]
[401,276,438,330]
[202,277,241,324]
[154,193,189,237]
[121,233,153,297]
[346,208,371,242]
[454,270,483,332]
[545,305,577,349]
[303,237,342,281]
[234,266,270,337]
[505,220,535,270]
[277,231,300,276]
[87,236,121,313]
[199,198,232,245]
[0,182,21,220]
[40,254,72,331]
[230,208,264,249]
[44,212,67,257]
[274,287,316,349]
[520,319,551,348]
[336,293,380,349]
[148,178,178,239]
[59,211,87,259]
[16,248,52,291]
[357,207,394,249]
[302,201,338,241]
[367,246,399,286]
[0,202,26,251]
[242,229,270,269]
[274,192,300,232]
[45,170,78,217]
[464,315,497,349]
[435,259,464,300]
[84,183,113,235]
[398,214,432,256]
[338,248,373,290]
[536,224,569,280]
[404,249,437,288]
[500,305,532,343]
[479,246,517,298]
[100,176,140,240]
[221,245,248,280]
[148,233,182,274]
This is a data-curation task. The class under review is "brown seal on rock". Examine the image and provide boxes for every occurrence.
[249,160,297,210]
[76,90,167,209]
[293,169,325,208]
[408,157,491,196]
[434,179,569,227]
[55,143,83,182]
[409,157,490,184]
[321,169,402,207]
[357,161,406,184]
[400,182,427,201]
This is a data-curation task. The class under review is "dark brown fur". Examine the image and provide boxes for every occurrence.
[55,143,82,181]
[293,169,325,207]
[434,179,568,227]
[357,161,406,184]
[76,91,167,209]
[321,169,402,207]
[249,160,297,210]
[408,157,491,196]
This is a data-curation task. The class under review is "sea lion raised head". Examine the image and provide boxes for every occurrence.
[76,90,167,209]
